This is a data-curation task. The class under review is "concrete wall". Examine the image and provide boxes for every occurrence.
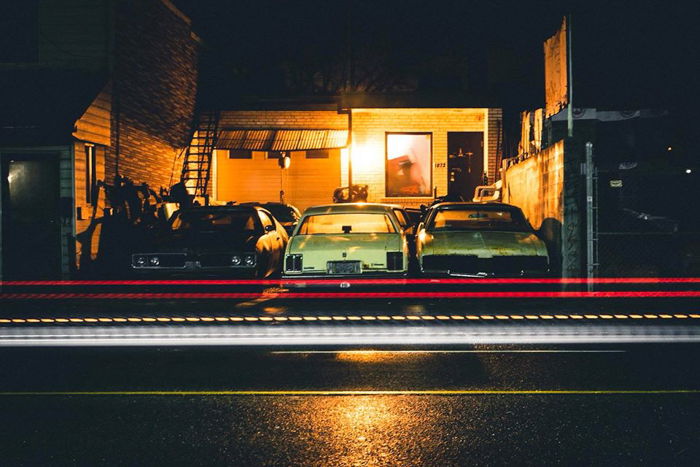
[503,140,564,271]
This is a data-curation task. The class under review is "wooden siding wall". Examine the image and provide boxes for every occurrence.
[215,149,341,212]
[73,141,106,269]
[350,108,488,208]
[73,82,111,146]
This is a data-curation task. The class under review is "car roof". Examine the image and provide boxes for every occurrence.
[239,201,295,208]
[178,205,259,214]
[430,202,520,210]
[302,203,403,216]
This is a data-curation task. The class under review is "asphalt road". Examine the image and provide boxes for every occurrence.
[1,345,700,465]
[2,278,699,464]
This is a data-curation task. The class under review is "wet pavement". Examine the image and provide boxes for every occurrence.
[1,345,700,465]
[1,278,699,464]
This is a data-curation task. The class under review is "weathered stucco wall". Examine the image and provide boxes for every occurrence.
[503,140,564,270]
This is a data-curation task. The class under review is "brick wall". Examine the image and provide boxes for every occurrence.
[106,0,198,191]
[349,108,487,205]
[487,108,503,184]
[219,110,348,130]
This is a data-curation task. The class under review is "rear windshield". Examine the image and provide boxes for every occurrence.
[263,205,299,223]
[171,211,259,232]
[298,213,396,234]
[427,207,531,232]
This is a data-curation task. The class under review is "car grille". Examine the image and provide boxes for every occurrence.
[422,255,548,275]
[198,254,233,268]
[157,254,187,268]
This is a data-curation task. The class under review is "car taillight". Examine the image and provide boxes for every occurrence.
[285,254,303,272]
[386,252,403,270]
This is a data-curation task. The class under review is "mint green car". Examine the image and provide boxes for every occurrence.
[283,203,410,277]
[416,202,550,277]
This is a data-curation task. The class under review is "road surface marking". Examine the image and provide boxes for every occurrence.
[1,313,700,325]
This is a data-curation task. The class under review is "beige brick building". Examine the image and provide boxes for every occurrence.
[213,107,503,212]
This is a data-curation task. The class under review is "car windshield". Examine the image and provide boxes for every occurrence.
[427,207,531,232]
[170,210,259,232]
[263,204,299,223]
[298,213,396,234]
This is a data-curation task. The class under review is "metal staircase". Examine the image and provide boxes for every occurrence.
[180,111,219,199]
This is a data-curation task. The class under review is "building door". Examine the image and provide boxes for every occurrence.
[447,132,483,201]
[1,154,61,279]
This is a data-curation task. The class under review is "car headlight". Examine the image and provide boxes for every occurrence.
[149,256,160,266]
[134,256,147,267]
[231,255,242,265]
[243,254,256,266]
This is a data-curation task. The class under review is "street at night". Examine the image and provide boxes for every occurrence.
[1,343,700,465]
[3,0,700,465]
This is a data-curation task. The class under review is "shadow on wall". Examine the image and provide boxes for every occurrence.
[75,176,168,278]
[539,218,562,276]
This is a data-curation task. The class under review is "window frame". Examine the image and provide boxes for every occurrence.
[385,132,433,198]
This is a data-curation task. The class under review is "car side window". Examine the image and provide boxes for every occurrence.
[259,210,274,230]
[393,209,409,228]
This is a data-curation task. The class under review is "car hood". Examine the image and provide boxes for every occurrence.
[422,230,547,257]
[143,230,259,254]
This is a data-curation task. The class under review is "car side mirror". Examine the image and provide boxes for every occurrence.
[264,224,275,232]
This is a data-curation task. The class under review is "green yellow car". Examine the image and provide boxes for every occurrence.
[416,202,550,277]
[283,203,410,277]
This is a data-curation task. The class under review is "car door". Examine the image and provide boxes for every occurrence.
[393,208,415,268]
[258,209,283,273]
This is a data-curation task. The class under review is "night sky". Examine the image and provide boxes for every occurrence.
[173,0,698,152]
[173,1,693,105]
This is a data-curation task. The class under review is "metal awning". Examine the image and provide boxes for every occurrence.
[216,129,348,151]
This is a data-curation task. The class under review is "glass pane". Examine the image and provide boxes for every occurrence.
[299,213,396,235]
[429,208,530,232]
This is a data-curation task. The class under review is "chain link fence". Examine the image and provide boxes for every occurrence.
[594,168,700,277]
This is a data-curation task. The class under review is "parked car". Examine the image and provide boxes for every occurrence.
[283,203,410,277]
[131,205,288,277]
[472,180,502,202]
[240,202,301,236]
[415,202,550,277]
